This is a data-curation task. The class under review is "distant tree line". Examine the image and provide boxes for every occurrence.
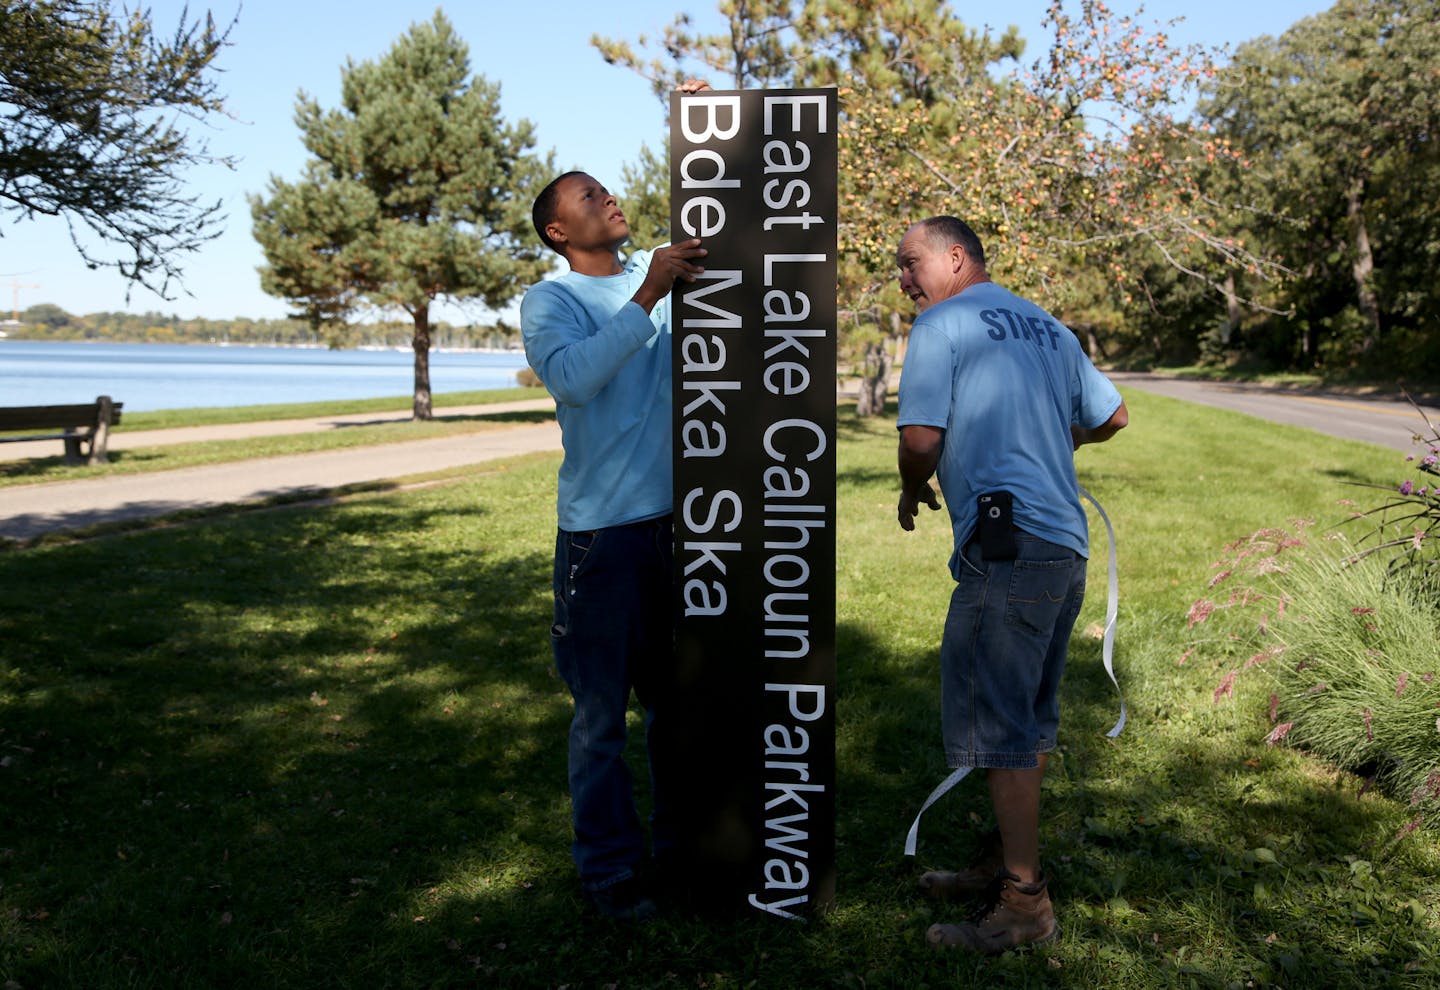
[8,302,521,350]
[599,0,1439,399]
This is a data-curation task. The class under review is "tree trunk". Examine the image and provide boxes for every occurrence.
[1221,270,1241,347]
[855,311,901,418]
[855,339,892,417]
[412,303,433,421]
[1347,178,1381,353]
[1080,325,1109,361]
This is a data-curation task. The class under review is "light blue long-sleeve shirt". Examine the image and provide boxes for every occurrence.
[520,250,672,532]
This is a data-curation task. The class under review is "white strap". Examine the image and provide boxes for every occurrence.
[1079,485,1126,738]
[903,767,971,857]
[903,488,1124,856]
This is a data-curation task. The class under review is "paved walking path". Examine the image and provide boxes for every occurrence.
[0,399,560,541]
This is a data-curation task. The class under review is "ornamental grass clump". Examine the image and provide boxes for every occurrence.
[1188,524,1440,838]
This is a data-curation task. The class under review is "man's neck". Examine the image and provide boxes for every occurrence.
[564,245,624,277]
[952,271,991,296]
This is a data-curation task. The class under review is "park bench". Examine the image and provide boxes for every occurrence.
[0,396,123,465]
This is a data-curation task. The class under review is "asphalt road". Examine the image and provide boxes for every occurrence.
[1109,373,1438,452]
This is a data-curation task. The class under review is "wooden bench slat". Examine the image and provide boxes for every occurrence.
[0,397,124,464]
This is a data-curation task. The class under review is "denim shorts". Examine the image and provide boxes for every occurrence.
[940,532,1087,769]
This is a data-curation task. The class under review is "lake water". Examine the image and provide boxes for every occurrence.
[0,340,532,413]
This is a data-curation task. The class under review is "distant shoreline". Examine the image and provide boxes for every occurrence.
[0,336,525,354]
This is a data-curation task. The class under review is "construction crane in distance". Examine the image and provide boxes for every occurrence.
[7,277,40,323]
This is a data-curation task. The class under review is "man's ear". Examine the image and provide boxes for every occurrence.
[545,220,568,249]
[950,243,966,273]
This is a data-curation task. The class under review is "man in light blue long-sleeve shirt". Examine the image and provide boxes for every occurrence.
[520,168,706,922]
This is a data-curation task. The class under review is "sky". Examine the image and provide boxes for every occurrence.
[3,0,1335,325]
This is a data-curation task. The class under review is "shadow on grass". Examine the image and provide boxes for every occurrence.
[0,489,580,985]
[0,451,75,482]
[824,611,1435,987]
[836,401,897,443]
[437,410,555,426]
[0,481,1433,987]
[332,409,556,428]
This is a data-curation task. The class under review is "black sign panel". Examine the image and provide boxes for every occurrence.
[669,89,837,918]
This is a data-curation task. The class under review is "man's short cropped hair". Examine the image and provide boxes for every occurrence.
[920,216,986,268]
[532,170,587,253]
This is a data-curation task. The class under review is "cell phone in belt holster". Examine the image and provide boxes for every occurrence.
[977,491,1018,560]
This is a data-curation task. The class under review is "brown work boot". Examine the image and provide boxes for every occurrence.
[918,828,1003,901]
[926,871,1058,953]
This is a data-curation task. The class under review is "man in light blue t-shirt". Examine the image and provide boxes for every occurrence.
[895,216,1127,953]
[520,167,706,923]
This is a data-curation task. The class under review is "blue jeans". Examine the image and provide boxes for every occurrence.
[551,515,677,890]
[941,532,1087,769]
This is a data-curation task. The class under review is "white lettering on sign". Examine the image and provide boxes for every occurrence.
[748,682,828,919]
[679,270,743,462]
[676,96,742,237]
[682,95,743,142]
[680,148,742,190]
[762,95,828,135]
[676,267,744,618]
[760,420,827,661]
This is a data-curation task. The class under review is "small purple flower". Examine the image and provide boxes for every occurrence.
[1407,454,1416,462]
[1399,480,1414,495]
[1424,454,1438,467]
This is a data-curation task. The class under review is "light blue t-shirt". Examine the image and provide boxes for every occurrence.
[520,250,672,532]
[896,281,1122,576]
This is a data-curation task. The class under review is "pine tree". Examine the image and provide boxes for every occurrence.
[250,12,551,419]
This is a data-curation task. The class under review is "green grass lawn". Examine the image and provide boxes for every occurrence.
[1,390,1436,988]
